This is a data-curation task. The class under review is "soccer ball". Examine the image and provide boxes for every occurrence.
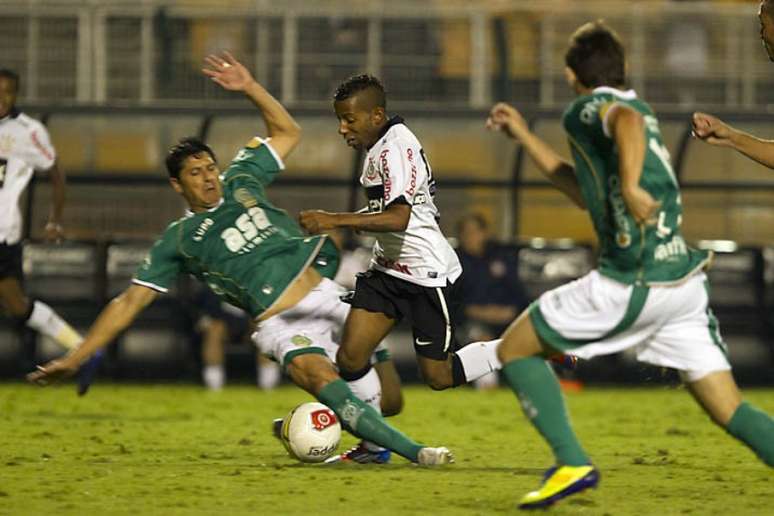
[280,402,341,463]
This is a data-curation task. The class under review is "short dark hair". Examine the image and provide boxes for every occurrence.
[763,0,774,19]
[165,137,216,179]
[0,69,20,92]
[457,212,489,234]
[565,21,626,89]
[333,74,386,109]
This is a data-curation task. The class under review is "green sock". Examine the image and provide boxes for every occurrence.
[726,402,774,467]
[317,379,423,462]
[502,357,590,466]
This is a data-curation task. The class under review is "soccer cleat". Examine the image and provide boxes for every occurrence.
[518,464,599,510]
[416,446,454,465]
[324,441,392,464]
[77,350,104,396]
[272,418,284,440]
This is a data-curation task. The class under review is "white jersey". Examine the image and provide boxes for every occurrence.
[0,111,56,244]
[360,117,461,287]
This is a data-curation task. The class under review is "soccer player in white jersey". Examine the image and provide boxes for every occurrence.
[693,1,774,171]
[0,69,100,395]
[299,75,509,408]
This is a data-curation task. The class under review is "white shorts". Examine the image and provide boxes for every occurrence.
[251,278,389,369]
[530,270,730,382]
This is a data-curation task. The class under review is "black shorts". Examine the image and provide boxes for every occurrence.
[347,269,461,360]
[0,243,23,281]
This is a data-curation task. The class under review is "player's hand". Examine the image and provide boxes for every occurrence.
[43,221,64,244]
[622,185,661,225]
[486,102,529,140]
[691,112,734,147]
[27,356,80,386]
[299,210,337,234]
[202,51,254,92]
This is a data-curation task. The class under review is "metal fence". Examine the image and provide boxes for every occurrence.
[0,0,770,109]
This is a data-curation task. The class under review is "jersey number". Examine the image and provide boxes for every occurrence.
[221,207,271,253]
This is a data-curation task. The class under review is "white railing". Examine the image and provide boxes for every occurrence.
[0,0,767,108]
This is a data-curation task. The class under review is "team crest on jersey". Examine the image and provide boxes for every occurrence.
[616,232,632,248]
[234,188,257,208]
[365,158,378,181]
[291,335,312,347]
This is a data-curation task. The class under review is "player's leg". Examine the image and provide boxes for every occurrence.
[257,354,281,390]
[686,371,774,466]
[0,277,82,351]
[335,307,395,380]
[200,317,227,390]
[374,356,403,417]
[286,352,452,464]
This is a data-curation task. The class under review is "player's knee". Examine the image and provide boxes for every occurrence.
[336,347,367,375]
[287,354,338,394]
[425,372,454,391]
[380,391,404,417]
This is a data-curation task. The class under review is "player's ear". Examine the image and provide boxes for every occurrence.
[371,106,386,125]
[169,177,184,195]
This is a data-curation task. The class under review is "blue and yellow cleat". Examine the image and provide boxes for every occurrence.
[518,464,599,510]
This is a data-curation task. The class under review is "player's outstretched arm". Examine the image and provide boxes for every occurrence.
[27,284,158,385]
[612,106,660,225]
[298,203,411,234]
[203,51,301,160]
[486,102,585,209]
[693,112,774,169]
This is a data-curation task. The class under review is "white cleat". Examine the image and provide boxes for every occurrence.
[417,446,455,465]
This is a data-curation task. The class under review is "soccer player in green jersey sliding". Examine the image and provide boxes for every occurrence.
[27,52,452,466]
[486,21,774,509]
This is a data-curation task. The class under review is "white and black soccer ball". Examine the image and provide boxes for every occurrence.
[280,402,341,463]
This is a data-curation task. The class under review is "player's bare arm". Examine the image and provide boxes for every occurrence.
[693,111,774,169]
[487,102,585,209]
[44,161,66,242]
[203,51,300,160]
[298,203,411,234]
[611,105,660,225]
[27,284,158,385]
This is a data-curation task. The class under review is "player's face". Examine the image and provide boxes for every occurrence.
[171,152,223,212]
[0,77,18,119]
[334,97,384,150]
[759,5,774,62]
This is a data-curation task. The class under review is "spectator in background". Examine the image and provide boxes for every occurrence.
[454,213,529,389]
[194,286,280,391]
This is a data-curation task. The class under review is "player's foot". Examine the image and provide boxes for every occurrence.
[77,350,104,396]
[549,354,578,370]
[416,446,454,465]
[324,441,392,464]
[272,418,283,440]
[518,464,599,510]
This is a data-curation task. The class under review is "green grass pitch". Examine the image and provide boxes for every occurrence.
[1,383,771,515]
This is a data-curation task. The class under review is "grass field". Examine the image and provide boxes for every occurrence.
[1,383,772,515]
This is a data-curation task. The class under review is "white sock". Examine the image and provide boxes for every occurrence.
[203,365,225,390]
[456,339,503,383]
[346,367,386,451]
[257,361,281,390]
[26,300,83,350]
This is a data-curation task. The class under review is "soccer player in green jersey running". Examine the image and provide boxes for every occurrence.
[27,52,452,466]
[486,21,774,509]
[693,1,774,170]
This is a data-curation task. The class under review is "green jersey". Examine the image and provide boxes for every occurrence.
[133,138,339,317]
[562,87,710,285]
